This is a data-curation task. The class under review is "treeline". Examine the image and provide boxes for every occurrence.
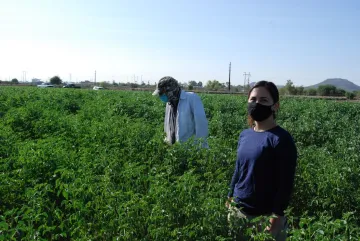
[2,77,359,100]
[0,78,19,85]
[0,76,63,86]
[280,80,358,100]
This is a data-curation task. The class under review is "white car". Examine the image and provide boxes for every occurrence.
[93,86,104,90]
[37,83,54,88]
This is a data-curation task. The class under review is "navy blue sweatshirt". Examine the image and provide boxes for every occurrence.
[228,126,297,216]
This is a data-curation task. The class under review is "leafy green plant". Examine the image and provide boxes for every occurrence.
[0,87,359,240]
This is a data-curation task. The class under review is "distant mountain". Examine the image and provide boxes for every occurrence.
[305,78,360,92]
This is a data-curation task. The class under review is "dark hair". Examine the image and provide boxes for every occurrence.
[247,81,280,127]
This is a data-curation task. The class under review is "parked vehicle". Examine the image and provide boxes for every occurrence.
[63,84,81,88]
[93,86,104,90]
[37,83,54,88]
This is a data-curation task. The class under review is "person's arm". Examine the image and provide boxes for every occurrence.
[226,158,240,208]
[226,135,242,207]
[228,159,240,198]
[265,135,297,232]
[271,135,298,217]
[191,94,208,139]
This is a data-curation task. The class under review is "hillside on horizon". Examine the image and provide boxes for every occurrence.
[305,78,360,92]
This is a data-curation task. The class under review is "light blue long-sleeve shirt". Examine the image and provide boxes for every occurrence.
[164,90,209,148]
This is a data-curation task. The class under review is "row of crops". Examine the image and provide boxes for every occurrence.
[0,87,359,240]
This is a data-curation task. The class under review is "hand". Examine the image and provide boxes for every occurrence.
[163,137,171,145]
[264,216,281,233]
[225,197,233,208]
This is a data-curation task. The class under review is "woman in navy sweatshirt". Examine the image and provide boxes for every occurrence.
[226,81,297,241]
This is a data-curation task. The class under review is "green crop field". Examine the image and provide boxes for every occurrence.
[0,86,359,240]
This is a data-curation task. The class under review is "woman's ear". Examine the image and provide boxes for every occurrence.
[272,102,280,112]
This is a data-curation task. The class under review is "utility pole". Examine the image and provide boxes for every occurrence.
[243,72,247,93]
[228,62,231,92]
[94,70,97,84]
[22,71,27,82]
[243,72,251,92]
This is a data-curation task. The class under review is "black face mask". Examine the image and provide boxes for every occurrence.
[247,102,274,122]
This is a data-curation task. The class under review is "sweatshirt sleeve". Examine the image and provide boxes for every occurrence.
[272,134,298,216]
[228,134,242,198]
[228,160,240,198]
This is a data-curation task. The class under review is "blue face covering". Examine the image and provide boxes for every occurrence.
[160,94,168,103]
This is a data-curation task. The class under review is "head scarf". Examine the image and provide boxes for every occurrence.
[154,76,181,105]
[153,76,182,144]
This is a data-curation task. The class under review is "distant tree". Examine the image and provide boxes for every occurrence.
[335,88,346,96]
[292,87,298,95]
[345,92,355,100]
[100,81,106,87]
[279,87,286,96]
[306,88,317,96]
[50,76,62,85]
[205,80,222,91]
[296,86,305,95]
[197,81,203,87]
[188,85,194,90]
[284,80,296,95]
[234,85,242,92]
[141,81,145,86]
[130,83,139,88]
[11,78,19,84]
[317,85,337,96]
[354,91,360,98]
[188,80,197,87]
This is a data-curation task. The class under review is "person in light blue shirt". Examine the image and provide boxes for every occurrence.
[152,76,209,148]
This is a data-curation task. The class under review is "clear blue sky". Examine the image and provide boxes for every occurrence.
[0,0,359,86]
